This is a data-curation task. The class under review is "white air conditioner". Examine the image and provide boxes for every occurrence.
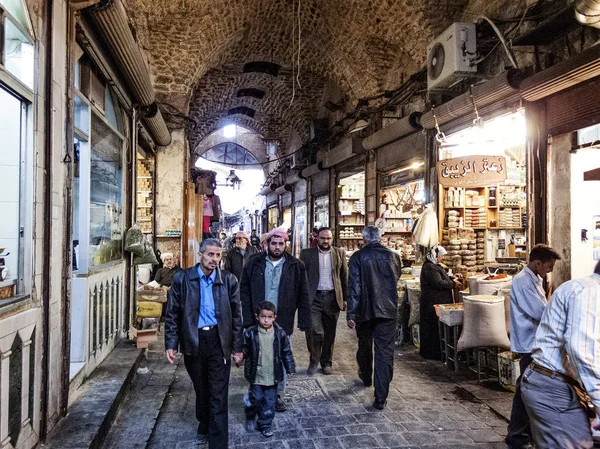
[427,22,477,92]
[290,152,306,170]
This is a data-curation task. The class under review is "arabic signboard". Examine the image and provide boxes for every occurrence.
[438,156,507,187]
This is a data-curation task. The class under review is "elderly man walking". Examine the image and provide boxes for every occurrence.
[347,226,401,410]
[240,228,311,411]
[165,238,243,448]
[300,227,348,375]
[224,231,259,281]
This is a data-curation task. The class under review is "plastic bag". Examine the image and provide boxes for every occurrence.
[133,240,159,265]
[457,295,510,351]
[124,224,145,256]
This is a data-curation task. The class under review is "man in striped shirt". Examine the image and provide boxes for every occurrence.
[520,261,600,449]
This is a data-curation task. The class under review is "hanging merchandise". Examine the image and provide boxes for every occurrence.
[412,204,439,249]
[124,223,145,256]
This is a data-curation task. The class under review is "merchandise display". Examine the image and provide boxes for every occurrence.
[337,172,365,254]
[136,156,154,234]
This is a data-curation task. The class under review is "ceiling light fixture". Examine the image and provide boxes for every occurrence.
[224,169,242,190]
[348,119,369,134]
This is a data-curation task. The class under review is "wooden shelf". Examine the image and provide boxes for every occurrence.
[339,197,362,200]
[137,176,152,179]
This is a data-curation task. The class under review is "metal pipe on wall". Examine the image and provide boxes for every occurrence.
[86,0,172,146]
[274,184,293,195]
[87,0,154,105]
[259,184,278,196]
[40,0,54,440]
[142,105,171,146]
[575,0,600,28]
[420,70,523,130]
[301,162,323,178]
[520,43,600,101]
[362,112,423,151]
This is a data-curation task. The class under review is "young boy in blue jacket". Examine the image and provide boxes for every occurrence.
[242,301,295,437]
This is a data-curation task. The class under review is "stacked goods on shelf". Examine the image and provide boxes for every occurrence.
[136,158,154,233]
[476,231,485,271]
[353,198,365,214]
[441,227,478,273]
[499,209,521,228]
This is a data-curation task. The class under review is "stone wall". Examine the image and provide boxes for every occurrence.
[156,130,186,259]
[547,134,572,289]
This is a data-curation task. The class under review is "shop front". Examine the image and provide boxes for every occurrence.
[536,76,600,286]
[375,131,427,261]
[437,110,528,276]
[336,160,365,257]
[293,179,308,256]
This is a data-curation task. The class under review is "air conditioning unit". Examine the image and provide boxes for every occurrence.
[427,22,477,92]
[290,151,307,170]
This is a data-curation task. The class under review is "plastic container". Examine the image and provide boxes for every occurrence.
[498,351,521,392]
[439,303,464,326]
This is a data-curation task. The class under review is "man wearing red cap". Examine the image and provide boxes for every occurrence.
[240,228,311,411]
[224,231,259,282]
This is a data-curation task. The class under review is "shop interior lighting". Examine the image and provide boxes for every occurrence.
[389,161,424,174]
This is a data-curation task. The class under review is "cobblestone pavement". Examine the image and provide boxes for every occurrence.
[104,320,512,449]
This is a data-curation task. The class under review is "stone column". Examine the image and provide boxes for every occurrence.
[156,129,187,260]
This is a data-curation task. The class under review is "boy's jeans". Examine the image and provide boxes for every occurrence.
[245,384,278,429]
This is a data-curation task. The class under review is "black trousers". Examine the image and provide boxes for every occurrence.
[505,353,533,448]
[245,384,278,429]
[306,291,340,367]
[183,327,230,449]
[355,318,396,404]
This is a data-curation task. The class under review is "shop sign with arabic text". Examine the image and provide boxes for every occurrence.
[438,156,507,187]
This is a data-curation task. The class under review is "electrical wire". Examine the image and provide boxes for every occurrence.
[477,15,519,69]
[296,0,302,90]
[290,0,296,106]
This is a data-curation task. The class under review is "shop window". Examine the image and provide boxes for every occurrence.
[1,1,34,90]
[89,112,123,267]
[72,83,125,272]
[0,86,30,302]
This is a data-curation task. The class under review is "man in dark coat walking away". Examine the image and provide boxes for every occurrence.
[300,227,348,375]
[165,238,243,448]
[224,231,259,281]
[347,226,401,410]
[240,229,311,411]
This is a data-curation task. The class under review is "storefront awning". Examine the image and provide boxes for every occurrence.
[321,138,364,169]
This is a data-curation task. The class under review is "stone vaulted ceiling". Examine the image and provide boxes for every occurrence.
[127,0,470,156]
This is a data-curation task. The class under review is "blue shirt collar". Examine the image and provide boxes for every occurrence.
[197,265,217,283]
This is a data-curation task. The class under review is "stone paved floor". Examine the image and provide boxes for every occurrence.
[104,320,513,449]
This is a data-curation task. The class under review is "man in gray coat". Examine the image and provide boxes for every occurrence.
[300,227,348,375]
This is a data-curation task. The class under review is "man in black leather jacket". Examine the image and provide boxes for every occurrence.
[347,226,401,411]
[165,238,243,448]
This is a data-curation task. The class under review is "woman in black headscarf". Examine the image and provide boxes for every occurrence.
[419,245,460,360]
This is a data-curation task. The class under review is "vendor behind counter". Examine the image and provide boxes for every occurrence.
[154,252,181,287]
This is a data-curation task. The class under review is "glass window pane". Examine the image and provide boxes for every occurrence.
[4,17,34,89]
[0,0,31,32]
[89,112,123,267]
[0,87,22,290]
[74,94,89,136]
